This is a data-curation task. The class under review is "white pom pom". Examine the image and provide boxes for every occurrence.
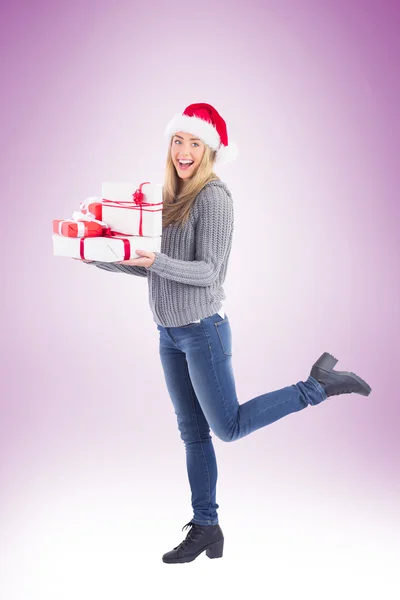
[215,142,239,166]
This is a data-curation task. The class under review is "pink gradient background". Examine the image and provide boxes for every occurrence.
[1,0,399,595]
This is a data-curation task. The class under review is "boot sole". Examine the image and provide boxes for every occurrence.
[162,537,224,563]
[313,352,372,396]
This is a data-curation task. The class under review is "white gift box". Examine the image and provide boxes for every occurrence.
[52,233,161,262]
[101,182,163,237]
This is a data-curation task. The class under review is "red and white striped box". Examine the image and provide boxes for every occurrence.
[52,219,105,238]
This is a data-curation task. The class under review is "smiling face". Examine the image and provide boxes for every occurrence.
[170,131,206,180]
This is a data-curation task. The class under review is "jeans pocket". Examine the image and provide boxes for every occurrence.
[214,318,232,356]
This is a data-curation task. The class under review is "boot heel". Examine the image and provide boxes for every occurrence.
[206,538,224,559]
[316,352,338,370]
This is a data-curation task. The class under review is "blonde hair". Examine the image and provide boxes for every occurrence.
[162,141,220,228]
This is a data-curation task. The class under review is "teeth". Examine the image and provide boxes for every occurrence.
[179,160,193,164]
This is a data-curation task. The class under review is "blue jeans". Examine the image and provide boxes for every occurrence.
[157,312,327,526]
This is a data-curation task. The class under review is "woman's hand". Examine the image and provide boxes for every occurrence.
[115,249,156,268]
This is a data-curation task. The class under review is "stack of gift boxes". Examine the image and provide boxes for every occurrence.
[52,181,163,261]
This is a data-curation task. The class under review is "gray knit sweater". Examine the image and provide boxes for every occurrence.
[88,180,234,327]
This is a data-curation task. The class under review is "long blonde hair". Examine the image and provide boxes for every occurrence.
[162,142,220,228]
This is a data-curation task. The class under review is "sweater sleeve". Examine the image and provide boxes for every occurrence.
[147,185,233,287]
[86,261,148,277]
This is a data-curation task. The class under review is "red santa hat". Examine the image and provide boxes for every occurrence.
[164,103,238,166]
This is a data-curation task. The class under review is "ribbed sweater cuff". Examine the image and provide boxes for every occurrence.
[148,252,168,275]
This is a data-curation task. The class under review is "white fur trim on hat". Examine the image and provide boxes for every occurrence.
[215,142,239,165]
[164,114,221,150]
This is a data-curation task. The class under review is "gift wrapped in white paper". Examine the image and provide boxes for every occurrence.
[52,233,161,262]
[101,182,163,237]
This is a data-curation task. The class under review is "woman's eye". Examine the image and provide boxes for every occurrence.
[174,140,199,146]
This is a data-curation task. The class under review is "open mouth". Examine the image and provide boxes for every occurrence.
[178,159,194,171]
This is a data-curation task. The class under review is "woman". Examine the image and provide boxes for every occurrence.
[85,103,372,564]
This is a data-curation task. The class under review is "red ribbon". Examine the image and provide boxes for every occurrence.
[101,182,163,237]
[79,238,86,259]
[102,227,129,237]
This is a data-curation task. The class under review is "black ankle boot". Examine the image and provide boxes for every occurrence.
[310,352,371,398]
[162,521,224,564]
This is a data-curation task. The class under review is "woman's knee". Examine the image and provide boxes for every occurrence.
[213,426,237,443]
